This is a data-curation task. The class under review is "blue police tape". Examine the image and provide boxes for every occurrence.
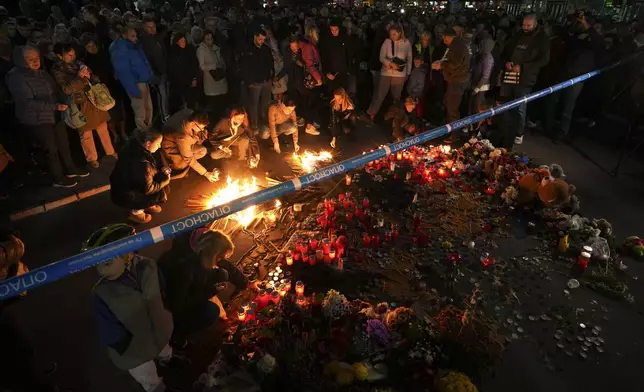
[0,54,639,300]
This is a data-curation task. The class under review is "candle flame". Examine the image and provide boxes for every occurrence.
[207,176,260,227]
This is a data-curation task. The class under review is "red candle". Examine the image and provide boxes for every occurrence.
[418,232,429,247]
[322,238,332,255]
[302,252,309,263]
[345,211,353,222]
[362,232,371,247]
[578,252,590,270]
[316,249,324,261]
[293,250,301,261]
[413,212,423,231]
[437,168,448,178]
[338,193,345,202]
[362,198,370,209]
[300,243,309,254]
[371,234,380,248]
[355,207,363,218]
[309,253,316,265]
[343,198,351,210]
[310,239,318,251]
[384,231,392,242]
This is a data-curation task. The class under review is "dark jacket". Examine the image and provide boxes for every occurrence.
[330,104,356,138]
[110,38,154,97]
[283,46,306,93]
[502,27,550,87]
[239,41,274,85]
[442,36,470,83]
[167,42,199,93]
[110,139,170,210]
[385,102,421,140]
[209,117,260,157]
[562,29,601,79]
[140,33,168,76]
[5,47,59,126]
[320,33,353,76]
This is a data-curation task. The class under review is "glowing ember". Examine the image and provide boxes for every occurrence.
[207,176,260,227]
[291,150,334,173]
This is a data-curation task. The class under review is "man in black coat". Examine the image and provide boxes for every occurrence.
[499,14,550,148]
[320,19,355,96]
[239,27,274,132]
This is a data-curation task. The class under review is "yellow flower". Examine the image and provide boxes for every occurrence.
[353,362,369,381]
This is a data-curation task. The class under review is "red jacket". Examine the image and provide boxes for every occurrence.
[299,38,322,82]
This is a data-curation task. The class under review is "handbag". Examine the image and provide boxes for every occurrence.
[63,97,87,129]
[209,68,226,81]
[390,40,407,71]
[86,81,115,111]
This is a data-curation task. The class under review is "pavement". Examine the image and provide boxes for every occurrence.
[3,118,644,392]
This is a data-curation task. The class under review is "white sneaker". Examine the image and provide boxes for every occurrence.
[297,117,305,127]
[514,135,524,145]
[305,125,320,135]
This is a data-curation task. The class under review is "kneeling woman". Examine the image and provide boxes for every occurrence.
[110,128,170,224]
[209,107,260,168]
[160,229,248,339]
[329,88,356,148]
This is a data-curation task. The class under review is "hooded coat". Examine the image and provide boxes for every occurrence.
[5,46,59,126]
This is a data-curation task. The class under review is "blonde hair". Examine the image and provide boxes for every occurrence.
[195,230,234,262]
[305,26,319,42]
[331,88,354,112]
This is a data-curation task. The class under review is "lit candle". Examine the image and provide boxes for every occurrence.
[278,284,287,297]
[238,308,246,322]
[322,238,332,255]
[316,249,324,261]
[390,161,396,171]
[284,279,291,292]
[286,254,293,266]
[270,291,280,304]
[437,168,448,178]
[295,281,305,296]
[310,238,318,251]
[377,215,385,227]
[396,152,403,161]
[241,301,250,312]
[329,248,337,259]
[293,203,303,212]
[346,174,352,186]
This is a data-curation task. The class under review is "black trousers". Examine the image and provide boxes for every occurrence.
[23,122,76,181]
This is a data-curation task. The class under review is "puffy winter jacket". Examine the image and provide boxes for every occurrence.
[109,38,154,97]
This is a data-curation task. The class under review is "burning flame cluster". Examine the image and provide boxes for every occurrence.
[207,176,260,227]
[291,150,333,173]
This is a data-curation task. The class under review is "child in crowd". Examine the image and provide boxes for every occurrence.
[406,56,427,117]
[385,96,422,141]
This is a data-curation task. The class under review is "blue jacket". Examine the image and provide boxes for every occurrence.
[109,38,154,97]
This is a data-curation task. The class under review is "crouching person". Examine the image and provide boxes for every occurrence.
[261,96,301,154]
[384,97,422,141]
[209,107,261,168]
[88,224,178,392]
[161,109,219,182]
[160,229,247,339]
[110,128,170,224]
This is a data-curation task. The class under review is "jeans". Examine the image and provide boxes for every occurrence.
[129,83,154,130]
[260,122,298,140]
[79,121,115,163]
[210,134,250,160]
[368,75,406,116]
[545,82,584,137]
[23,122,76,181]
[445,81,468,123]
[153,74,170,120]
[500,84,531,144]
[127,344,172,392]
[245,81,272,129]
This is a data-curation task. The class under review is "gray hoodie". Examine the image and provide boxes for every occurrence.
[6,46,59,125]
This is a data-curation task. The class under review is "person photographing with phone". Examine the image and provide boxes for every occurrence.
[498,14,550,148]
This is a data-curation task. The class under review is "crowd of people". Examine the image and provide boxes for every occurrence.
[0,2,642,201]
[2,1,644,391]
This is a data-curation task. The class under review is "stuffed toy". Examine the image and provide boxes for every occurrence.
[483,148,508,180]
[518,166,576,207]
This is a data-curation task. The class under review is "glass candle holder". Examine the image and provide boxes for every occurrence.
[238,308,246,322]
[345,174,352,186]
[295,281,305,296]
[309,238,318,251]
[329,248,337,259]
[286,254,293,266]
